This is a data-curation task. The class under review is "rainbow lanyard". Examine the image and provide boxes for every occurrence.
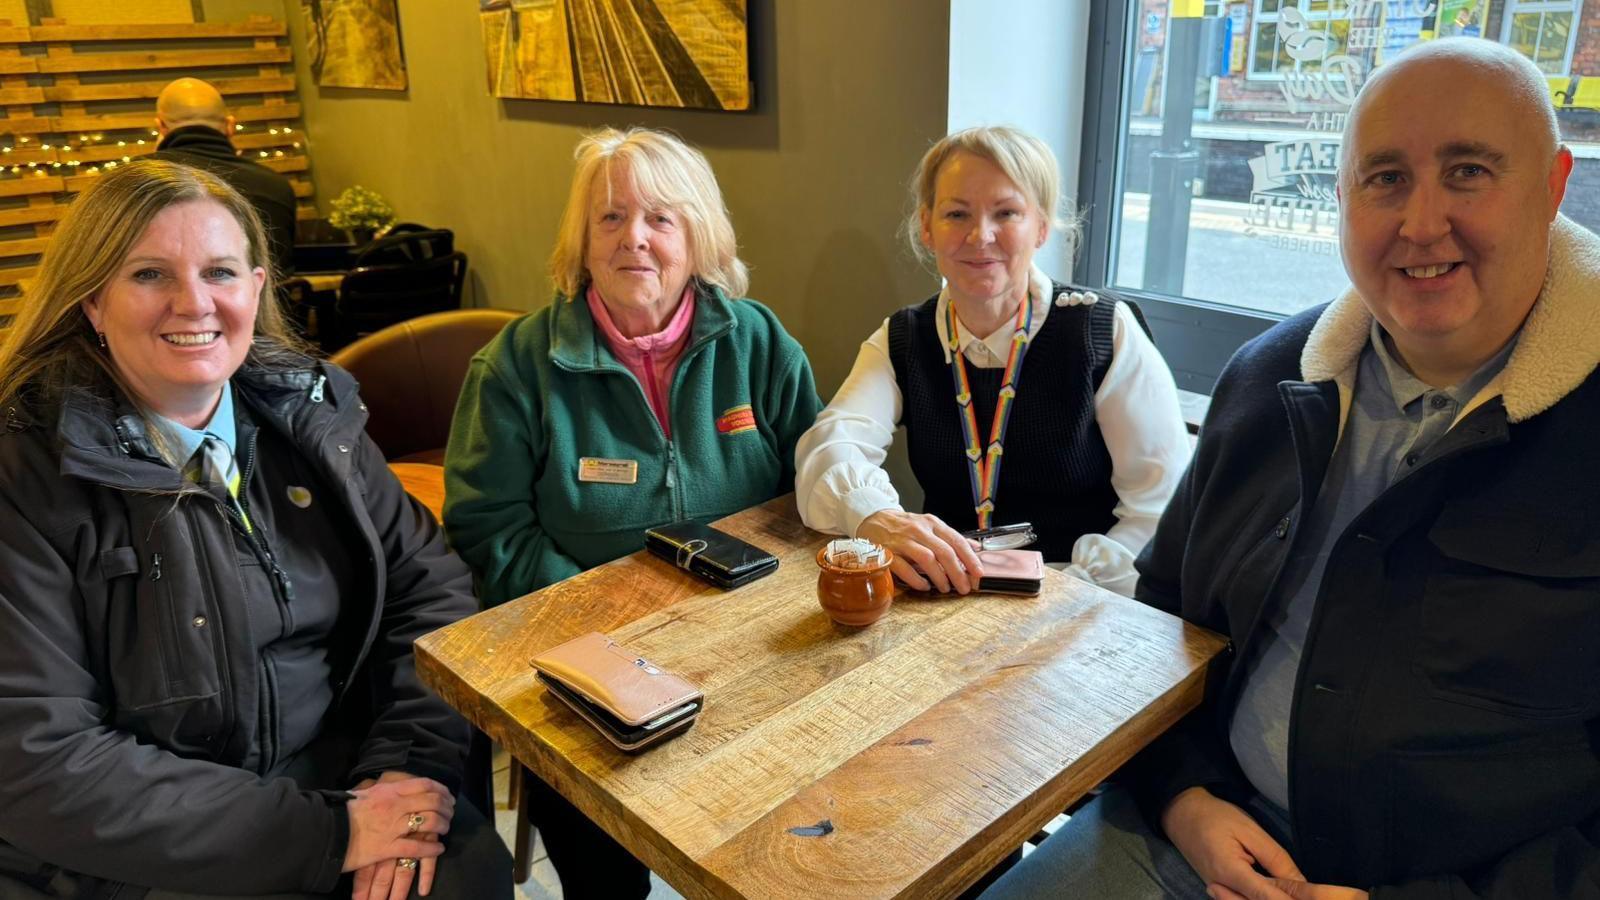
[945,293,1034,530]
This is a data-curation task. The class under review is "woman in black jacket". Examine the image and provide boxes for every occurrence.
[0,160,510,899]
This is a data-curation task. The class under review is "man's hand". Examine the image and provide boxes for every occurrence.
[346,771,453,899]
[1161,787,1304,900]
[1268,881,1368,900]
[856,509,983,593]
[1212,883,1367,900]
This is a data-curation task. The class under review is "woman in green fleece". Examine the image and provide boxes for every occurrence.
[443,127,822,897]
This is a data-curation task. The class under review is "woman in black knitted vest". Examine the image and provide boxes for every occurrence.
[795,125,1190,597]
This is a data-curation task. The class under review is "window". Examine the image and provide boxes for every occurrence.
[1076,0,1600,392]
[1503,1,1584,74]
[1248,0,1354,79]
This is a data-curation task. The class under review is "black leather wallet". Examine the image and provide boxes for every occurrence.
[644,520,779,589]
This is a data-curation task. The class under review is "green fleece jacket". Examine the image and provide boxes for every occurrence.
[444,285,822,606]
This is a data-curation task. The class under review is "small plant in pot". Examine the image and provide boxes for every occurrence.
[328,185,395,246]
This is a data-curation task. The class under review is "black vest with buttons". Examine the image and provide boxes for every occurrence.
[887,284,1120,562]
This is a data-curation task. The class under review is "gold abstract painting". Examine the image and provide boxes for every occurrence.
[479,0,750,110]
[304,0,408,91]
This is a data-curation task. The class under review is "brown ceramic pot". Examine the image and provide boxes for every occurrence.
[815,545,896,626]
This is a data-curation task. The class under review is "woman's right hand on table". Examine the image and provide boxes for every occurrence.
[857,510,984,594]
[342,775,454,875]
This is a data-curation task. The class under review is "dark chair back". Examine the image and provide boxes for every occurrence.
[353,224,455,267]
[329,307,523,463]
[323,251,468,351]
[292,218,358,273]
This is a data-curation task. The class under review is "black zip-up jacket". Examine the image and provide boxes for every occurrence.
[0,359,476,894]
[1127,216,1600,898]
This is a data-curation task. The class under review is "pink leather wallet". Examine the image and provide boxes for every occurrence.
[972,549,1044,595]
[904,549,1045,596]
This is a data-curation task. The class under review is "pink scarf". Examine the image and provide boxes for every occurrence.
[586,283,696,438]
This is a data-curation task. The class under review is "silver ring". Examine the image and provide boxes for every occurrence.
[397,857,418,871]
[406,812,426,834]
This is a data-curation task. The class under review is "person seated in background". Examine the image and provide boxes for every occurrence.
[153,76,298,275]
[982,38,1600,900]
[443,126,823,898]
[0,159,510,899]
[795,125,1189,598]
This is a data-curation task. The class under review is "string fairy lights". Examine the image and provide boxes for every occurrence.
[0,121,305,182]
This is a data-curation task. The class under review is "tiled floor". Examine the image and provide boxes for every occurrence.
[490,748,1066,899]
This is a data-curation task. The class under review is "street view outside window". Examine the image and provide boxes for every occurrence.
[1113,0,1598,317]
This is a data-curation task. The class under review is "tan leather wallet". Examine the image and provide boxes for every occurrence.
[530,632,703,752]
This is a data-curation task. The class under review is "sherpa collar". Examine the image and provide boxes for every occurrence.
[1300,214,1600,423]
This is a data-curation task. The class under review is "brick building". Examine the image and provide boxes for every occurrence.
[1131,0,1600,229]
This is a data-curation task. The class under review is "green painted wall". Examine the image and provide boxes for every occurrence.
[274,0,950,399]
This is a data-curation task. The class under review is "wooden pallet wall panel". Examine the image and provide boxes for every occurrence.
[0,14,312,331]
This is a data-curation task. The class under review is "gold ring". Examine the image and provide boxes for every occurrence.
[406,812,426,834]
[397,857,418,871]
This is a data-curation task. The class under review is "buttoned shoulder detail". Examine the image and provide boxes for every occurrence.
[1056,290,1100,307]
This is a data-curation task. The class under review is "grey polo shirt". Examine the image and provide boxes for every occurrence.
[1228,321,1517,816]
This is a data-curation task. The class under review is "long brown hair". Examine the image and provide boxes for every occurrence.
[0,159,306,423]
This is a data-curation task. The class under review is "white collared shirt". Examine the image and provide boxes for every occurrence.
[794,266,1192,597]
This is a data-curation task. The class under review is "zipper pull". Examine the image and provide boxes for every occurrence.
[273,564,296,603]
[664,443,675,489]
[309,374,326,403]
[150,552,162,581]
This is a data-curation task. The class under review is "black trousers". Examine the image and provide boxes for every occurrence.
[0,795,509,900]
[141,796,510,900]
[526,774,651,899]
[0,729,513,900]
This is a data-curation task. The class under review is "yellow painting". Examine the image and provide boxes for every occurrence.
[304,0,408,91]
[479,0,750,110]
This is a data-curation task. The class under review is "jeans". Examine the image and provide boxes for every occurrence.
[979,786,1297,900]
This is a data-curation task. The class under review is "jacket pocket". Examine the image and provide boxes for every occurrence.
[105,543,221,713]
[1419,508,1600,718]
[1381,731,1600,883]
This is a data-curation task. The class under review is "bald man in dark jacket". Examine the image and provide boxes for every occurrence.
[152,77,298,274]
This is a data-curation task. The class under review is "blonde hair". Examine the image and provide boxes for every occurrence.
[549,127,749,299]
[903,125,1080,266]
[0,159,304,429]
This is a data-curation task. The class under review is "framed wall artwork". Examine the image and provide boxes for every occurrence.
[479,0,751,110]
[304,0,409,91]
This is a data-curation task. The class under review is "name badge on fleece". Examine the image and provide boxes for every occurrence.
[578,457,638,485]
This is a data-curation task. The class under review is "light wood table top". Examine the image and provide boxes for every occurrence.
[389,461,444,521]
[416,495,1226,899]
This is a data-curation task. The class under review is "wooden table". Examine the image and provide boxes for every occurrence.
[416,496,1226,899]
[300,271,345,294]
[389,461,444,521]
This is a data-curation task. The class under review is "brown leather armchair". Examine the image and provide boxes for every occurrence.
[329,307,523,464]
[332,308,523,830]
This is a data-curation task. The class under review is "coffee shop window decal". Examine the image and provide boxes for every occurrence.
[303,0,409,91]
[478,0,752,110]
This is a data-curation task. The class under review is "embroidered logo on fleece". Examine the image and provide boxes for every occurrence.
[716,403,757,436]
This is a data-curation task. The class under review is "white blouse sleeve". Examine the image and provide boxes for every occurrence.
[794,319,905,538]
[1065,301,1192,597]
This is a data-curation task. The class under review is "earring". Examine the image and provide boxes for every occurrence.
[97,332,107,350]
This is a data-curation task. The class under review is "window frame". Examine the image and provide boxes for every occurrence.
[1499,0,1585,75]
[1245,0,1351,81]
[1076,0,1277,395]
